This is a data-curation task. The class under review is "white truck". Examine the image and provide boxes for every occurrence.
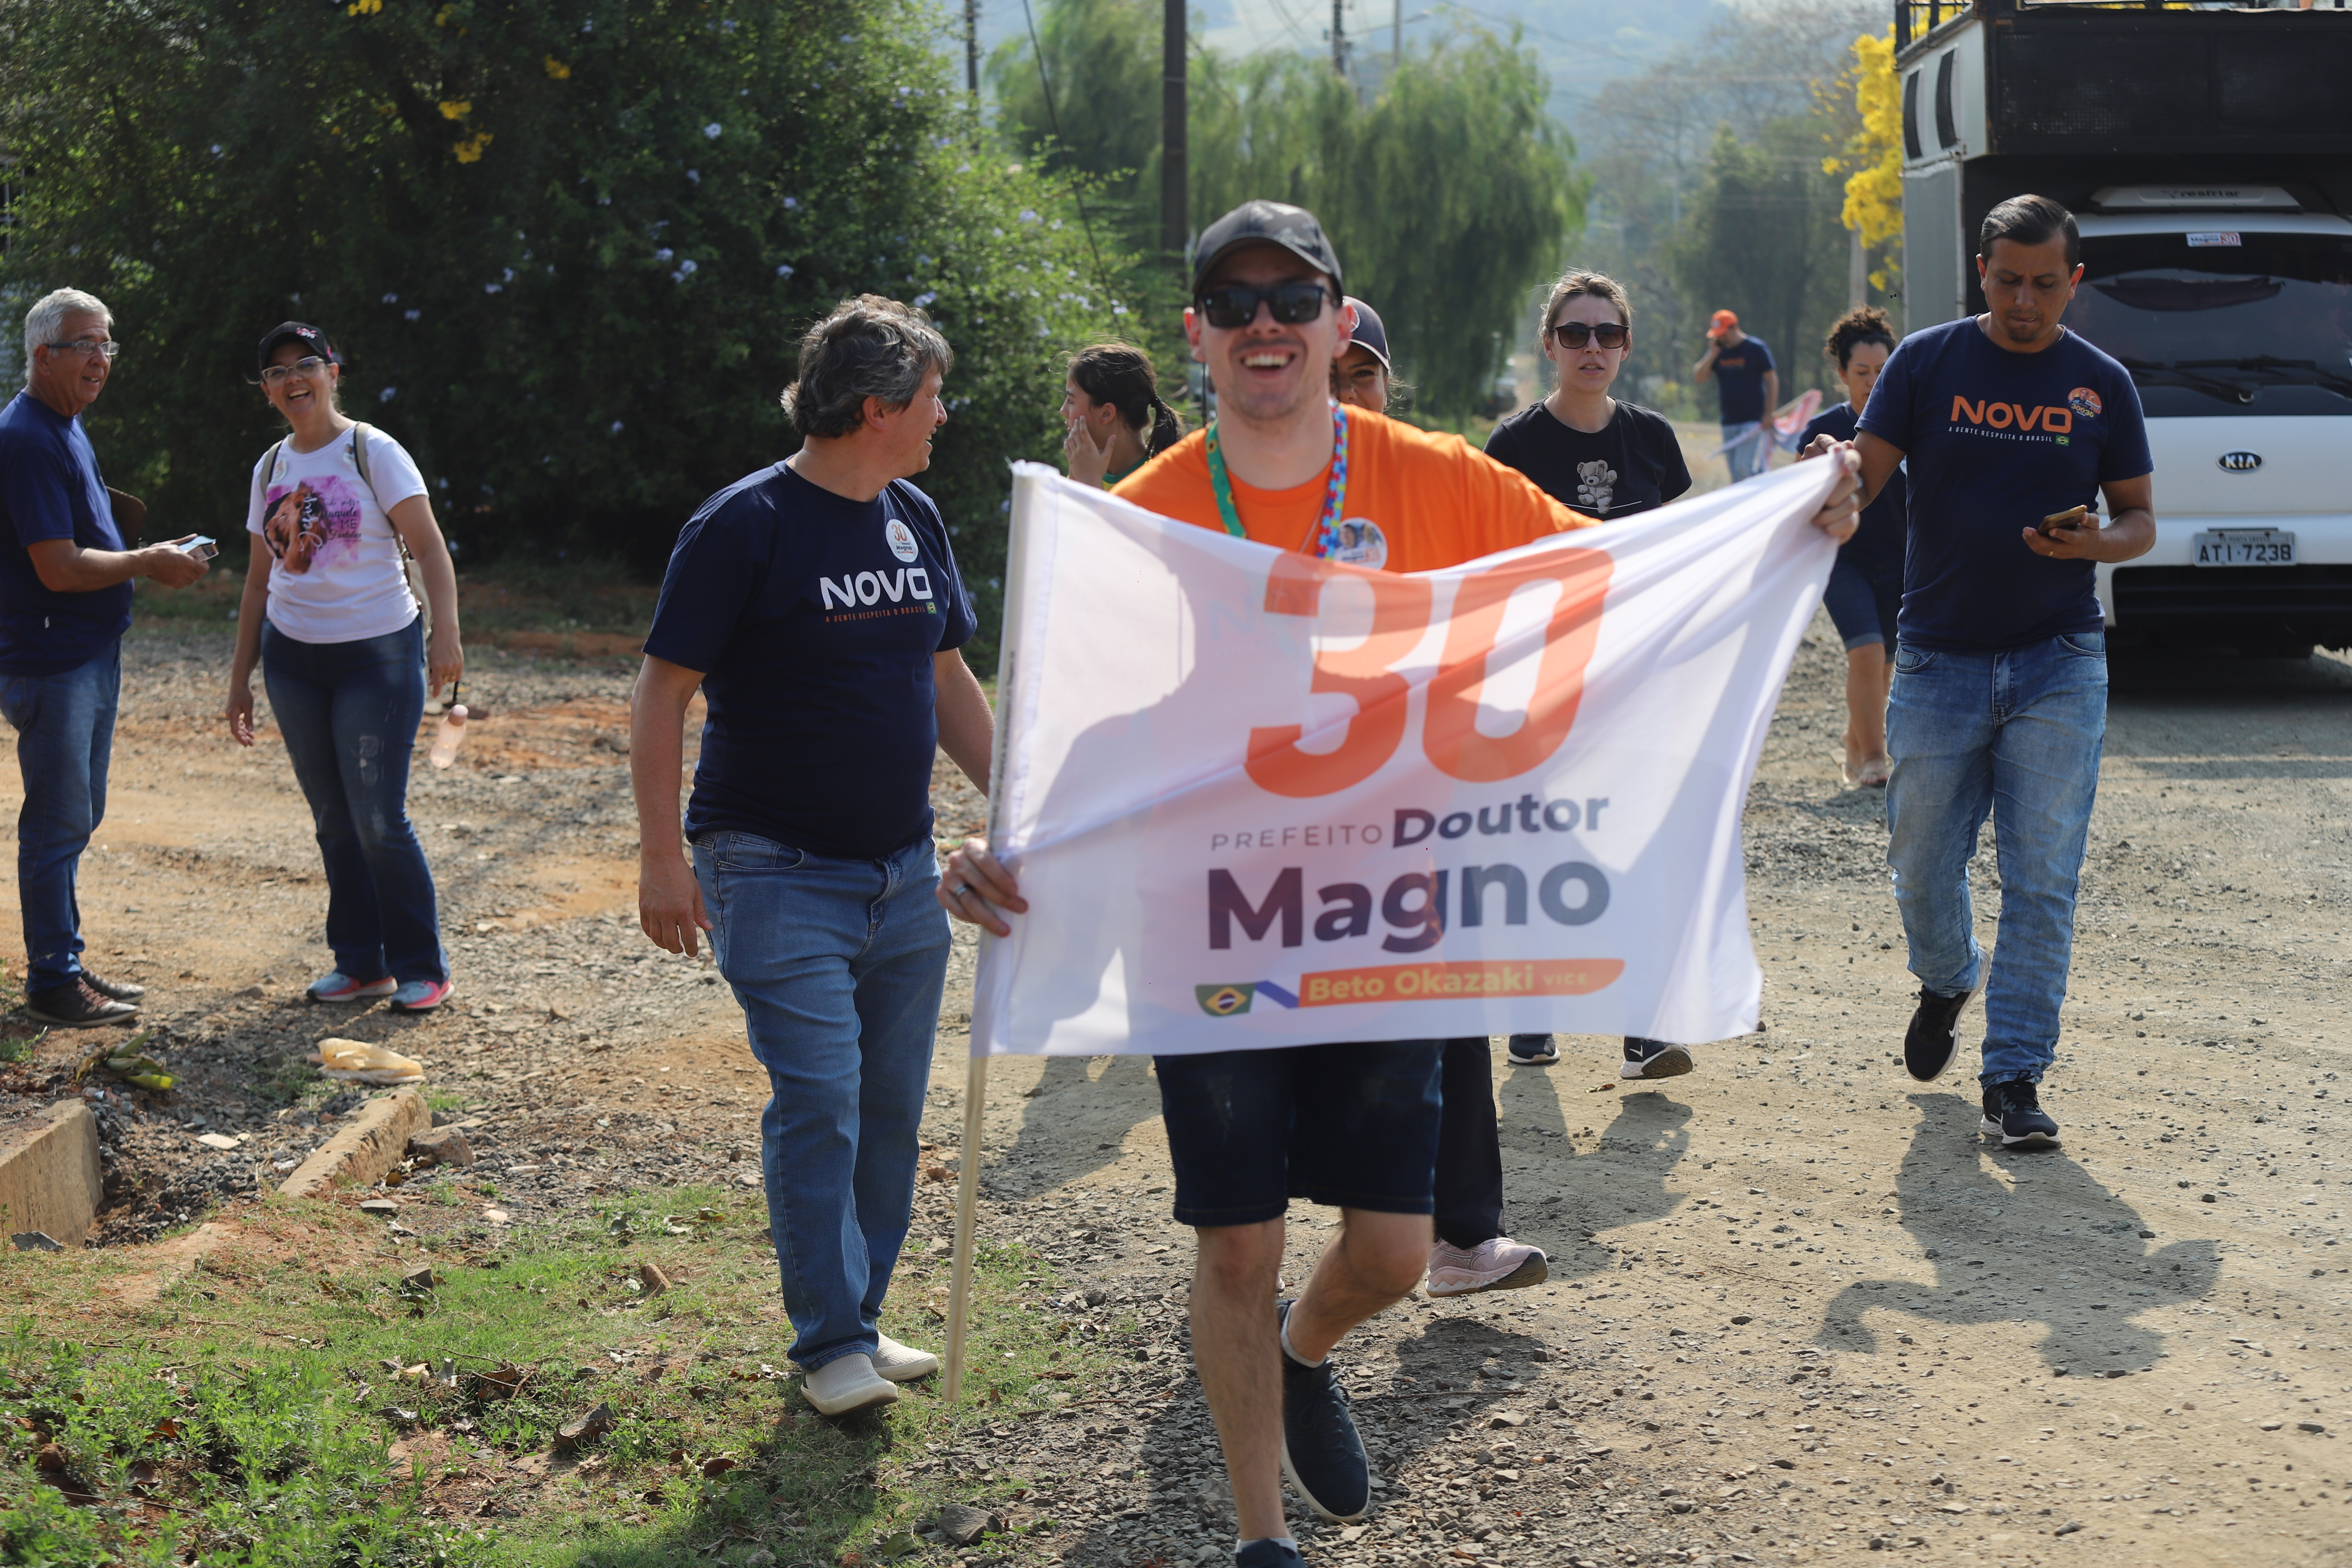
[1896,0,2352,655]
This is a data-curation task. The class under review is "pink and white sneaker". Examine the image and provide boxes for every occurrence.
[387,978,454,1014]
[307,971,397,1003]
[1426,1237,1550,1297]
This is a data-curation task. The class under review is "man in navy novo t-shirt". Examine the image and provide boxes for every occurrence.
[1848,195,2155,1153]
[629,296,995,1418]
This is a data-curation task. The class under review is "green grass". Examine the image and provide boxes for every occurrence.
[0,1187,1123,1566]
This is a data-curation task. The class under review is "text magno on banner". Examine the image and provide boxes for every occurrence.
[970,459,1840,1057]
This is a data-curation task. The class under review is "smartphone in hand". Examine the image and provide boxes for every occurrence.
[179,536,220,561]
[2039,505,2089,536]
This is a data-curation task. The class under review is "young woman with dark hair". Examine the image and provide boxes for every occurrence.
[1060,342,1184,488]
[1799,306,1906,787]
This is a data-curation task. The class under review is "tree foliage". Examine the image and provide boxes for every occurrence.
[993,3,1583,416]
[1565,1,1881,416]
[0,0,1117,645]
[1667,119,1854,404]
[1823,29,1903,292]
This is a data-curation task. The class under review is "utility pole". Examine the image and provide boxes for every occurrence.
[1393,0,1402,69]
[1333,0,1346,75]
[1162,0,1187,268]
[965,0,980,96]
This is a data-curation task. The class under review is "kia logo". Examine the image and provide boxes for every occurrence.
[2218,450,2263,473]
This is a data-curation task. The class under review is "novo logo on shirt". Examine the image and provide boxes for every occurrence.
[1948,395,2077,433]
[819,566,934,609]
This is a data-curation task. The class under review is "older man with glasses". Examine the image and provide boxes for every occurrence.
[0,288,209,1027]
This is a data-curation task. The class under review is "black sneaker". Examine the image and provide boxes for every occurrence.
[81,971,145,1003]
[1507,1033,1559,1066]
[1981,1080,2061,1148]
[1276,1300,1370,1522]
[1620,1037,1693,1080]
[1235,1541,1306,1568]
[24,980,140,1028]
[1902,986,1976,1083]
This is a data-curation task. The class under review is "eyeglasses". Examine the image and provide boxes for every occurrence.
[1194,282,1331,329]
[1548,321,1629,349]
[47,339,120,359]
[258,356,331,387]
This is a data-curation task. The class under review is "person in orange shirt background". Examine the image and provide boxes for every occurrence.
[943,200,1864,1567]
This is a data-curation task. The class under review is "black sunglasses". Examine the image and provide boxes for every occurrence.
[1549,320,1630,349]
[1194,282,1331,329]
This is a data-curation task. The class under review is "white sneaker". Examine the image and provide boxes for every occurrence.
[873,1331,940,1382]
[1426,1237,1549,1297]
[800,1353,898,1415]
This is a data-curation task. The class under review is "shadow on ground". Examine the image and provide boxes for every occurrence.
[1823,1091,2219,1372]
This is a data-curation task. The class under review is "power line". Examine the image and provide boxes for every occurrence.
[1017,0,1111,300]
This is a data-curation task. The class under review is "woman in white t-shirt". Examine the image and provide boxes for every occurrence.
[224,322,462,1012]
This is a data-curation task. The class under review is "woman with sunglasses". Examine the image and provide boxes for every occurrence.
[1484,270,1691,522]
[1484,271,1697,1082]
[224,322,462,1013]
[1061,341,1185,488]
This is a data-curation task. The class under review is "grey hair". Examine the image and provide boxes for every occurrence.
[23,288,112,387]
[782,294,953,439]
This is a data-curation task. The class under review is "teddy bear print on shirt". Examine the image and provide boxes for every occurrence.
[1575,459,1617,515]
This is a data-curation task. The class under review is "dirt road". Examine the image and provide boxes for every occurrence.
[5,616,2349,1567]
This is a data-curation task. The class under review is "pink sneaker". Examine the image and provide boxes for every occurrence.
[387,978,454,1014]
[1426,1237,1549,1297]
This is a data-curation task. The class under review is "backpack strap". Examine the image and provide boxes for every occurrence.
[345,421,380,510]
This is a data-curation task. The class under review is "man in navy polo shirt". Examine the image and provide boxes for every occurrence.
[630,294,994,1417]
[1848,194,2154,1147]
[1693,309,1778,481]
[0,288,209,1028]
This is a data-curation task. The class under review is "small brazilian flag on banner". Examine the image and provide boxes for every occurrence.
[1195,983,1255,1017]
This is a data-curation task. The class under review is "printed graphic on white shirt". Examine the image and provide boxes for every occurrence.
[262,474,366,574]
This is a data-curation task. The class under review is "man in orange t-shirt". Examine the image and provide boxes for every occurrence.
[944,200,1863,1568]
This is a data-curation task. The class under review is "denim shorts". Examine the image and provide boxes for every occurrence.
[1823,555,1903,651]
[1153,1039,1445,1228]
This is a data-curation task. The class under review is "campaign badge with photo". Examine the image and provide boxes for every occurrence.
[1329,517,1388,568]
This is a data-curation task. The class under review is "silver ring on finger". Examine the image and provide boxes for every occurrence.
[951,882,974,900]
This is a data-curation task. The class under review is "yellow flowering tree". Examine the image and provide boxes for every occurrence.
[1823,29,1902,291]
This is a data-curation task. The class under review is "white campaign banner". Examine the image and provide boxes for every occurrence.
[970,459,1841,1058]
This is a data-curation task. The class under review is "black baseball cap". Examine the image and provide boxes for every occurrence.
[256,321,340,372]
[1190,200,1344,298]
[1343,298,1390,368]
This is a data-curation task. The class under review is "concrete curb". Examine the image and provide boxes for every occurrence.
[0,1099,102,1247]
[279,1089,430,1200]
[99,1088,430,1309]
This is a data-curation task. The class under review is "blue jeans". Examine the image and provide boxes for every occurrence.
[1722,420,1770,481]
[261,618,446,984]
[695,829,951,1371]
[1885,631,2107,1086]
[0,641,121,993]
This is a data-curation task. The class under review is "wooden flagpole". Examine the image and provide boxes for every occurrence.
[942,466,1045,1403]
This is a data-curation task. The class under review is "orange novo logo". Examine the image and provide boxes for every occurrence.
[1949,395,2073,434]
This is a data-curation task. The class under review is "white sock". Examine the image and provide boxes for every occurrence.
[1280,1314,1325,1369]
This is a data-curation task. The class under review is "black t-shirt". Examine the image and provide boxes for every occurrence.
[643,463,978,860]
[1482,400,1692,520]
[1857,318,2151,654]
[1710,335,1775,424]
[1800,401,1905,577]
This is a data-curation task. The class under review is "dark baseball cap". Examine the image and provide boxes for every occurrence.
[257,321,340,372]
[1190,200,1344,298]
[1343,298,1390,368]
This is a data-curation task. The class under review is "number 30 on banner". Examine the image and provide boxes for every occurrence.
[1245,548,1614,798]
